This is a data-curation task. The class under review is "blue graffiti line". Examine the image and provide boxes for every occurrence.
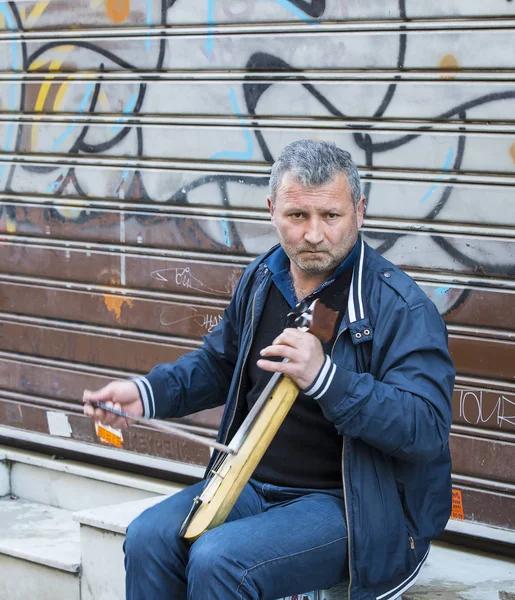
[46,176,63,194]
[0,2,15,29]
[50,81,95,151]
[115,167,130,198]
[273,0,320,22]
[206,0,216,59]
[111,92,138,132]
[0,2,18,184]
[210,88,254,161]
[221,219,231,247]
[419,148,454,203]
[146,0,152,52]
[435,286,451,295]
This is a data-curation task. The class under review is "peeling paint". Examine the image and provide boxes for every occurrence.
[103,294,134,321]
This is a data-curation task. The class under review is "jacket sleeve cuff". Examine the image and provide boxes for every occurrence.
[303,356,355,420]
[131,377,156,419]
[302,355,336,399]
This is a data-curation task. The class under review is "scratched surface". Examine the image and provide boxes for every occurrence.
[0,0,513,532]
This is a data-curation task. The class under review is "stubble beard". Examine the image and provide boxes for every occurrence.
[281,224,359,277]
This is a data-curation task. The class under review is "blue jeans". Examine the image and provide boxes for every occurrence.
[124,478,348,599]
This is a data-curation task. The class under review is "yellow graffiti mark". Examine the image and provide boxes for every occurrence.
[30,47,74,72]
[29,58,49,72]
[53,82,70,112]
[5,216,16,234]
[57,207,83,219]
[106,0,130,24]
[439,54,459,79]
[28,1,50,25]
[0,14,5,30]
[103,295,133,321]
[19,7,26,21]
[99,269,121,285]
[98,89,111,111]
[90,0,105,8]
[510,143,515,165]
[32,59,63,148]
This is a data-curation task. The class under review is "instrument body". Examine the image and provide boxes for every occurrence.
[182,376,299,541]
[181,299,337,542]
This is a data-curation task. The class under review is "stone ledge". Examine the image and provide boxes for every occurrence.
[0,445,184,496]
[74,494,174,534]
[0,497,80,573]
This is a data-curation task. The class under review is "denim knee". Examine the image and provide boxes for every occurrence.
[124,506,183,566]
[188,532,244,591]
[124,513,150,563]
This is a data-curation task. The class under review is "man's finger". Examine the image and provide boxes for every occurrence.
[84,384,115,404]
[259,344,298,361]
[256,358,287,373]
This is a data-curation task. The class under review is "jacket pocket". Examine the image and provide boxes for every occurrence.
[350,444,418,587]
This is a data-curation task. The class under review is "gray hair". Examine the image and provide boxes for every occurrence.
[269,140,362,207]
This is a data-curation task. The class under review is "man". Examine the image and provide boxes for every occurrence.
[85,140,455,600]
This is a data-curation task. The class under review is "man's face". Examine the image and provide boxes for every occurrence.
[268,172,365,278]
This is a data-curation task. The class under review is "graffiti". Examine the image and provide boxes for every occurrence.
[151,266,232,296]
[0,0,514,324]
[459,390,515,429]
[160,306,223,333]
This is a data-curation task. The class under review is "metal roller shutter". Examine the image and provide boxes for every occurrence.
[0,0,513,540]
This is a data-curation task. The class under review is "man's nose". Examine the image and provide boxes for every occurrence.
[304,218,324,245]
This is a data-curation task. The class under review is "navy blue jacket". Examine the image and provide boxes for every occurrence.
[135,237,455,600]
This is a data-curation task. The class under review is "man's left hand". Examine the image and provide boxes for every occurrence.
[257,328,325,390]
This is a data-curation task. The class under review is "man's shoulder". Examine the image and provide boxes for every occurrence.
[363,243,433,313]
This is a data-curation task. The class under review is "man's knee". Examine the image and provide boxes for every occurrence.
[188,531,242,584]
[124,504,182,564]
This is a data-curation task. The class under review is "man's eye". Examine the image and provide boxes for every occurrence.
[290,213,304,219]
[326,213,339,219]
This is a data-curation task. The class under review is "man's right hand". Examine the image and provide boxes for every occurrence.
[83,381,143,430]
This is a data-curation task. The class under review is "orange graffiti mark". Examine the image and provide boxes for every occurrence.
[439,54,459,79]
[106,0,130,24]
[450,489,464,521]
[510,143,515,165]
[103,294,133,321]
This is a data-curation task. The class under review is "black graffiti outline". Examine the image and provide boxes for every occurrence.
[1,0,513,292]
[2,0,168,225]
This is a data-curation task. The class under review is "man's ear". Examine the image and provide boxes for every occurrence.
[267,196,275,225]
[356,195,366,229]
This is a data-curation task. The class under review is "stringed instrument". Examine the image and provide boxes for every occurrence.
[179,298,338,542]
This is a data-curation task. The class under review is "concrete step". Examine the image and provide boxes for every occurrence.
[403,543,515,600]
[74,496,515,600]
[0,445,183,511]
[0,496,80,600]
[75,495,169,600]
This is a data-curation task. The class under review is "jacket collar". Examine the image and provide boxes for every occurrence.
[346,235,374,345]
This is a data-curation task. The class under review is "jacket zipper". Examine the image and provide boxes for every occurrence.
[220,276,260,446]
[331,326,353,599]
